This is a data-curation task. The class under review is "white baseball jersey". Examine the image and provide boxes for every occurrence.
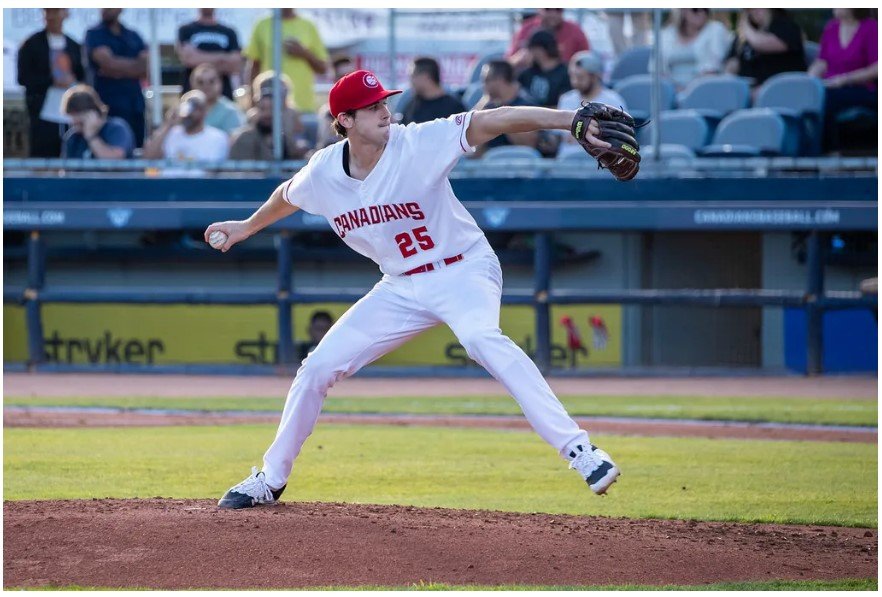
[281,112,487,275]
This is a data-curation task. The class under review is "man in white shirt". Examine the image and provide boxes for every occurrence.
[142,90,228,173]
[207,70,623,509]
[557,51,628,157]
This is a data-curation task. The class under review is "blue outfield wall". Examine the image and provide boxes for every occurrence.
[784,308,878,373]
[3,175,878,232]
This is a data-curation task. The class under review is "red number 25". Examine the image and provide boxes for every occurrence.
[395,226,435,258]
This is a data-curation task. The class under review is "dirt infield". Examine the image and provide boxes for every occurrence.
[4,499,876,589]
[4,408,876,443]
[5,372,877,399]
[5,373,876,589]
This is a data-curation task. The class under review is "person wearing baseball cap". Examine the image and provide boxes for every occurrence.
[208,69,620,509]
[556,51,627,157]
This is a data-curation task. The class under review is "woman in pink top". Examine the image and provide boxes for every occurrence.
[808,8,878,150]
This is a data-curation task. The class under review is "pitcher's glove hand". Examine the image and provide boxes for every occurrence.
[571,102,641,181]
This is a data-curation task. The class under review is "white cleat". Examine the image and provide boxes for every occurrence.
[568,444,620,495]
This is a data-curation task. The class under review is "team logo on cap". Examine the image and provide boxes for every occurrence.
[363,73,379,88]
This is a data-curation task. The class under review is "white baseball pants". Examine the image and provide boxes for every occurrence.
[261,241,590,489]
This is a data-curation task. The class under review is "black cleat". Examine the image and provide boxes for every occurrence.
[218,466,287,509]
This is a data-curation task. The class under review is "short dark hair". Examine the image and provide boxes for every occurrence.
[527,29,560,58]
[332,56,353,69]
[482,60,515,84]
[412,56,441,85]
[61,84,108,115]
[310,310,334,325]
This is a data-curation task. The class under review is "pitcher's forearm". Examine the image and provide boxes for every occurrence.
[245,184,299,235]
[487,106,573,134]
[467,106,573,146]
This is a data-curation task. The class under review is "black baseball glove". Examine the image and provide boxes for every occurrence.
[571,102,641,182]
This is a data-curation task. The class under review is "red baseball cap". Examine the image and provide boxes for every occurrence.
[329,70,401,119]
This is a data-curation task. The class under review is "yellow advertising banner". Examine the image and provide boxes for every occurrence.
[3,303,621,368]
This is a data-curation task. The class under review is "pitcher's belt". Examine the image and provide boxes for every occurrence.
[403,254,464,276]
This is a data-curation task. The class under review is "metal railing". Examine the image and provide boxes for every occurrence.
[4,227,876,376]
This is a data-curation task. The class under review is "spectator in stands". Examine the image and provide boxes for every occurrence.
[176,8,242,100]
[517,29,572,108]
[229,72,308,160]
[142,90,229,165]
[60,84,134,159]
[472,60,538,155]
[84,9,148,147]
[654,8,733,91]
[808,9,878,150]
[296,311,335,361]
[508,8,589,70]
[724,8,806,88]
[556,51,628,158]
[191,63,245,135]
[17,8,85,157]
[308,103,339,155]
[607,9,652,57]
[399,57,465,125]
[244,9,328,112]
[331,55,357,81]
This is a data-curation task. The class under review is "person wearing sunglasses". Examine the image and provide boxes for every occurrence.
[190,63,245,135]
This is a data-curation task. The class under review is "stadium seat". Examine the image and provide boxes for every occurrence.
[642,143,696,160]
[637,109,711,151]
[755,73,825,156]
[609,45,651,86]
[612,74,676,123]
[299,113,319,148]
[804,41,820,66]
[700,108,787,157]
[461,82,485,110]
[677,75,751,120]
[466,51,505,84]
[389,88,413,120]
[833,106,878,155]
[482,145,544,162]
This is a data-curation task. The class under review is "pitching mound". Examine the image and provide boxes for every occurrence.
[4,499,876,589]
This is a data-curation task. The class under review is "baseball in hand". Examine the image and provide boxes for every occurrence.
[208,230,228,250]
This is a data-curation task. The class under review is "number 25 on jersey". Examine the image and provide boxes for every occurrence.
[395,226,435,258]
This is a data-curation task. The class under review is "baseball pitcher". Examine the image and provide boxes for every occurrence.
[205,70,640,509]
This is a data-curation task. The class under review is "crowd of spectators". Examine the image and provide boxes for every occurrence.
[13,8,878,162]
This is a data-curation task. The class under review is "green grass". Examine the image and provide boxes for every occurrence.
[4,394,877,426]
[4,424,876,527]
[10,579,878,590]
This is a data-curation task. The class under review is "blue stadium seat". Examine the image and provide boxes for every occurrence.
[466,51,505,84]
[299,113,319,148]
[389,88,413,120]
[642,143,697,160]
[609,46,651,86]
[482,145,544,162]
[755,73,825,156]
[637,109,711,151]
[804,41,820,66]
[700,108,787,157]
[462,82,485,109]
[555,148,588,162]
[677,75,751,120]
[612,74,676,123]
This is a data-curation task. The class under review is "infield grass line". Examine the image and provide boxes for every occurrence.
[8,579,878,591]
[4,394,877,427]
[4,424,876,527]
